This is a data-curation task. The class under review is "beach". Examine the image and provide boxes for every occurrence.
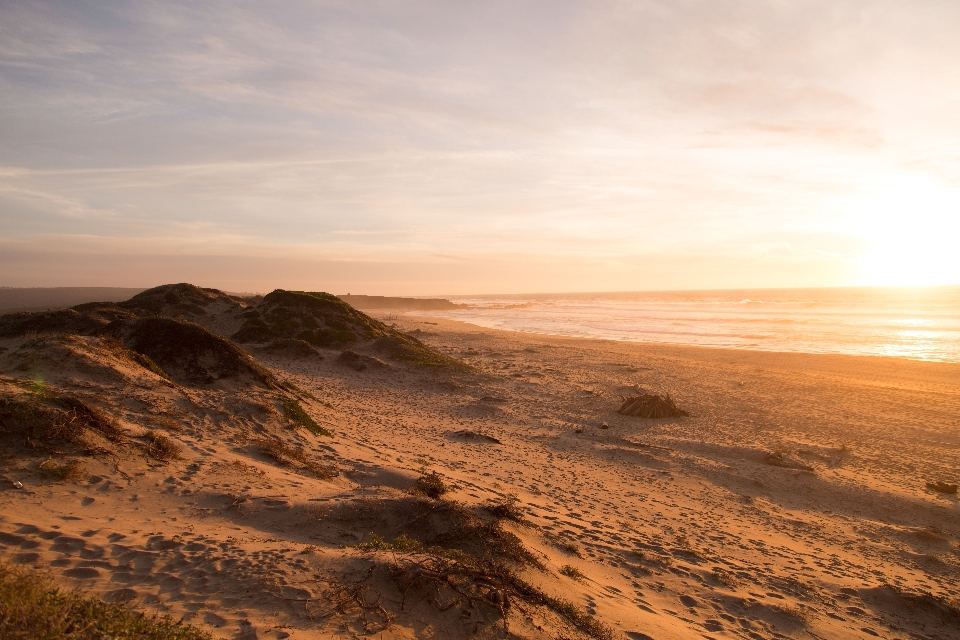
[1,309,958,639]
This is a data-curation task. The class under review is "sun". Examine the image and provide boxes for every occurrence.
[852,175,960,287]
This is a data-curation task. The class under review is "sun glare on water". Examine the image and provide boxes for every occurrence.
[853,176,960,287]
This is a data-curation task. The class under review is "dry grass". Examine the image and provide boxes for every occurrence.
[328,495,613,640]
[144,430,182,461]
[0,391,124,450]
[148,414,184,432]
[256,437,337,479]
[38,459,86,482]
[303,503,333,520]
[559,565,586,581]
[774,603,809,622]
[711,568,740,587]
[0,562,211,640]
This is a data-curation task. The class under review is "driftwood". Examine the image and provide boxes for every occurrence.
[617,394,688,419]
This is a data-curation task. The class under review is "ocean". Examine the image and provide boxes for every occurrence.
[422,286,960,363]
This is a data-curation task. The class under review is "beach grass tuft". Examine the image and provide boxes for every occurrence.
[0,562,212,640]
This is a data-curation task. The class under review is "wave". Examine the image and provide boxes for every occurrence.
[430,286,960,363]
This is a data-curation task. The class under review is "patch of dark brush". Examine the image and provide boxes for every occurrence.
[0,391,125,452]
[484,494,527,524]
[143,430,181,461]
[255,437,337,479]
[411,471,451,500]
[344,496,613,640]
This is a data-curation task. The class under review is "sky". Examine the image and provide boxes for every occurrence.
[1,0,959,295]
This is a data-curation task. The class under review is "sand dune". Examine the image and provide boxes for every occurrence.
[1,287,958,639]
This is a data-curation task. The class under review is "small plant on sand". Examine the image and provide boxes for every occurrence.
[775,603,808,621]
[711,569,740,587]
[282,396,331,437]
[412,471,450,499]
[357,533,423,554]
[38,459,86,483]
[559,565,586,581]
[229,459,265,476]
[149,414,184,432]
[144,430,181,461]
[486,494,526,523]
[303,503,332,520]
[0,562,211,639]
[256,438,337,479]
[563,542,584,558]
[130,351,172,381]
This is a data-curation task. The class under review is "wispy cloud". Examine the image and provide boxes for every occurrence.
[1,0,958,290]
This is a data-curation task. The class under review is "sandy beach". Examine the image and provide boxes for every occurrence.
[2,298,958,639]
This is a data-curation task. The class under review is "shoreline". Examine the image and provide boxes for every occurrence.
[399,313,960,385]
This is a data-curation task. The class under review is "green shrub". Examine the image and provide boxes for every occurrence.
[0,563,212,640]
[412,471,450,499]
[282,397,331,436]
[131,351,172,380]
[559,565,586,581]
[356,533,423,553]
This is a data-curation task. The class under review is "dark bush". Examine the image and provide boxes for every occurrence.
[413,472,451,499]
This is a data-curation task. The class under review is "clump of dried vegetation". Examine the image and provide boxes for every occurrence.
[765,448,814,472]
[37,459,86,482]
[143,430,181,461]
[0,562,211,640]
[559,565,586,581]
[711,568,740,587]
[330,495,614,640]
[0,390,124,452]
[256,437,337,479]
[484,494,527,523]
